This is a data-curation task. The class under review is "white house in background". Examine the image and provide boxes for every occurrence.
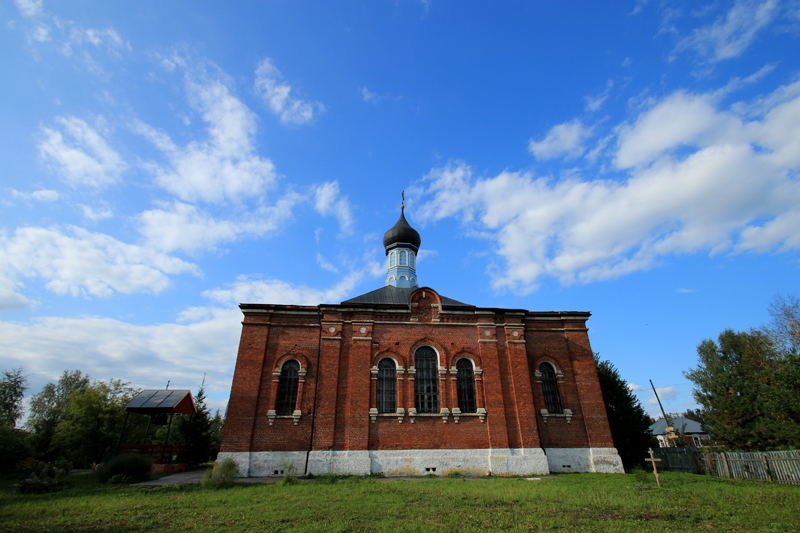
[650,416,710,447]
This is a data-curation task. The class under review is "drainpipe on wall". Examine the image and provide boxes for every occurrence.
[304,306,323,476]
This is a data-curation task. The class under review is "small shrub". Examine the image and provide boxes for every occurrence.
[107,474,130,484]
[96,454,153,483]
[278,460,299,484]
[321,471,338,484]
[201,458,238,489]
[51,459,73,477]
[14,471,61,494]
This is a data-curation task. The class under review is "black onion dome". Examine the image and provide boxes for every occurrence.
[383,207,421,254]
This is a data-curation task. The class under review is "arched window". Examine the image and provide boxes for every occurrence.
[399,251,407,266]
[376,358,397,414]
[389,252,396,267]
[409,253,415,268]
[539,362,562,414]
[414,346,439,413]
[456,358,477,413]
[275,360,300,415]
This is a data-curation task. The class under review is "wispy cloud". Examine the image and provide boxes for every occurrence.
[133,60,277,204]
[0,226,198,300]
[10,189,60,202]
[416,78,800,293]
[316,253,339,273]
[254,58,325,125]
[203,271,365,306]
[39,116,126,188]
[645,385,678,405]
[313,181,354,234]
[673,0,780,63]
[528,119,592,160]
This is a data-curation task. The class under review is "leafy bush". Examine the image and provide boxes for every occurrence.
[14,471,61,494]
[320,471,339,484]
[96,454,153,483]
[107,474,130,484]
[201,458,238,489]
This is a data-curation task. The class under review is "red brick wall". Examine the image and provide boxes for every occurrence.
[220,290,615,455]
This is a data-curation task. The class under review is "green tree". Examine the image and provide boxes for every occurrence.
[594,354,655,471]
[51,379,139,467]
[26,370,91,460]
[684,329,788,450]
[172,381,215,467]
[0,367,28,428]
[682,408,707,430]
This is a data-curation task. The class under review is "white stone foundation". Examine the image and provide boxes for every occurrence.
[219,447,623,476]
[544,447,625,474]
[217,451,307,477]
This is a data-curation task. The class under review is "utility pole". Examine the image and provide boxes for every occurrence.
[650,379,672,447]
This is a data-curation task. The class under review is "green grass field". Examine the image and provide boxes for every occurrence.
[1,471,797,532]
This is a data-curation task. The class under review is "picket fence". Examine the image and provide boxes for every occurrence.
[652,447,800,484]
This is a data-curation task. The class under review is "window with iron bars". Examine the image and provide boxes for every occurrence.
[414,346,439,413]
[456,358,477,413]
[377,358,397,414]
[539,362,562,414]
[275,360,300,415]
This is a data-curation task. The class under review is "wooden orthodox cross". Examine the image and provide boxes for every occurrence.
[645,447,662,488]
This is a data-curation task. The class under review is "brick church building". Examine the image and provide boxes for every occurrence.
[219,202,624,476]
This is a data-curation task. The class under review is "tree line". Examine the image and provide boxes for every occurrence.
[684,295,800,451]
[0,370,224,474]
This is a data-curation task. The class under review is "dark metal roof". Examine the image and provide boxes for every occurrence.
[382,207,421,254]
[650,416,706,435]
[341,285,471,307]
[124,390,196,415]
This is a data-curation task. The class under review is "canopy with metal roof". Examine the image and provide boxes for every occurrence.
[124,389,196,415]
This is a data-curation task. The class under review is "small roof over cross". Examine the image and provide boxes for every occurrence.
[124,389,196,415]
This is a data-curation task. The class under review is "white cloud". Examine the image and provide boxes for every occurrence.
[39,116,126,188]
[313,181,354,233]
[137,194,299,254]
[415,79,800,293]
[645,385,678,405]
[0,307,241,406]
[0,226,198,300]
[10,189,60,202]
[316,253,340,273]
[585,80,614,112]
[14,0,42,18]
[15,1,127,72]
[674,0,780,62]
[528,119,592,160]
[254,58,325,125]
[615,91,728,169]
[203,271,365,307]
[79,204,113,221]
[362,87,380,103]
[676,288,696,294]
[133,64,277,204]
[628,383,642,391]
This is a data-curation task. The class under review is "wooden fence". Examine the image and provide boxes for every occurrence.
[652,447,800,484]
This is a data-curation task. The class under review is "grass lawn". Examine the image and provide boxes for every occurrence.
[0,471,797,532]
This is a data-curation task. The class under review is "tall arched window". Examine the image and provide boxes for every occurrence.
[389,252,396,267]
[275,360,300,415]
[456,358,476,413]
[539,362,562,414]
[409,253,415,268]
[399,251,407,266]
[376,358,397,414]
[414,346,439,413]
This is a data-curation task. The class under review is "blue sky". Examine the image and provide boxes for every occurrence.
[2,0,799,419]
